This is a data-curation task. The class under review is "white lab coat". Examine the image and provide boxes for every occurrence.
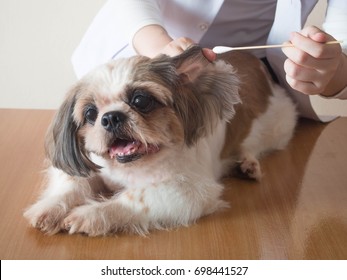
[72,0,347,121]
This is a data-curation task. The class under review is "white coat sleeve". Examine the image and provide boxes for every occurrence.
[71,0,163,78]
[324,0,347,52]
[322,0,347,100]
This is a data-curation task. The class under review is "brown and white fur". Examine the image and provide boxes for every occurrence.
[24,46,297,236]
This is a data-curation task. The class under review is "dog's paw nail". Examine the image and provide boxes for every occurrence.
[64,224,71,231]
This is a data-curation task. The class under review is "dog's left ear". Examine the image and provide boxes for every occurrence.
[45,84,100,177]
[171,46,241,146]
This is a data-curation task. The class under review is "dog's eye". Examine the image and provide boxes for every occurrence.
[84,106,98,124]
[131,91,155,113]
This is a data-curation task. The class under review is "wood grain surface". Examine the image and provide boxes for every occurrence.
[0,109,346,259]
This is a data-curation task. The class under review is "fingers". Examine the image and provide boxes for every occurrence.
[287,30,341,59]
[202,48,217,62]
[161,37,217,62]
[161,37,196,56]
[283,45,340,70]
[285,76,322,95]
[282,26,343,95]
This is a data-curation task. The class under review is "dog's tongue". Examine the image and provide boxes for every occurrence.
[109,139,141,159]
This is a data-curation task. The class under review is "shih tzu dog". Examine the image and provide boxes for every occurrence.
[24,46,297,236]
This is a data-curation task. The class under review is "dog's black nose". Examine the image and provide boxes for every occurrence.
[101,111,127,132]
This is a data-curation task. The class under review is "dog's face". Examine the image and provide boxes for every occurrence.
[46,46,240,177]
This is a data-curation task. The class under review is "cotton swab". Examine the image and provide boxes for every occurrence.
[213,40,343,54]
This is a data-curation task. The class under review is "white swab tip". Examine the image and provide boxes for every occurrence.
[212,46,233,54]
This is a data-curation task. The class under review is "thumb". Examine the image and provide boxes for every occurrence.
[299,26,328,43]
[310,32,328,43]
[202,48,217,62]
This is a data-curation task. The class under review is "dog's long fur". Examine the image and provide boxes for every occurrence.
[24,46,297,236]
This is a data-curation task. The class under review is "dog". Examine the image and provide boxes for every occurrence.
[24,46,297,236]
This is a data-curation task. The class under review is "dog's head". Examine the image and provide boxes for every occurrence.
[46,46,240,177]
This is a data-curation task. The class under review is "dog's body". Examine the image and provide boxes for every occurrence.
[24,47,297,236]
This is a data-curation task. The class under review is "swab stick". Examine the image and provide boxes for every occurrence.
[213,40,343,54]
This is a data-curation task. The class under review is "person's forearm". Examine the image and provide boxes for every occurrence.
[133,24,173,57]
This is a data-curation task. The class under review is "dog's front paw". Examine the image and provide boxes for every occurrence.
[24,201,67,235]
[64,204,111,236]
[237,156,262,181]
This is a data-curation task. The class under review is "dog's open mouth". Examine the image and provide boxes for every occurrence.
[108,138,160,163]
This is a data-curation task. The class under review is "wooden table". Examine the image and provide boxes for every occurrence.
[0,109,346,260]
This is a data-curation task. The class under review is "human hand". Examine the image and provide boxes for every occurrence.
[282,26,345,97]
[160,37,196,56]
[133,25,216,61]
[160,37,217,62]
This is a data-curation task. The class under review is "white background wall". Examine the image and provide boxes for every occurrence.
[0,0,346,116]
[0,0,105,109]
